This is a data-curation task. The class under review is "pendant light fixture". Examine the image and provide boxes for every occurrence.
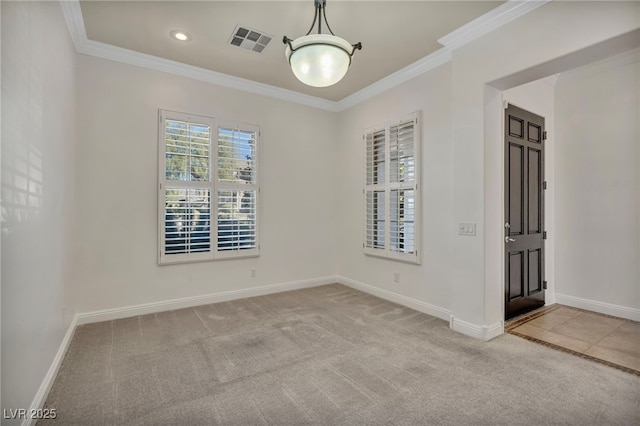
[283,0,362,88]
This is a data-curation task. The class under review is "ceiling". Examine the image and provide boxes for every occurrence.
[79,1,503,102]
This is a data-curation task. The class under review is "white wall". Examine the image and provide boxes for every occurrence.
[2,3,639,416]
[337,63,453,316]
[450,1,638,333]
[554,52,640,315]
[336,2,639,335]
[1,0,77,418]
[73,55,338,314]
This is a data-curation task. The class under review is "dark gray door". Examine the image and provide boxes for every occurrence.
[505,104,545,320]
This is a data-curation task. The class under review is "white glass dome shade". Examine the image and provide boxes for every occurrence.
[285,34,354,87]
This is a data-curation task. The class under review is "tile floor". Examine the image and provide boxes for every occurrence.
[506,305,640,375]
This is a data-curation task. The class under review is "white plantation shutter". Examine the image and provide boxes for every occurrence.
[366,130,385,185]
[217,190,257,251]
[389,189,415,254]
[364,112,420,263]
[164,188,211,256]
[216,124,259,258]
[389,120,416,184]
[164,119,211,182]
[365,128,386,251]
[365,190,385,249]
[159,111,259,264]
[389,119,416,256]
[218,127,257,184]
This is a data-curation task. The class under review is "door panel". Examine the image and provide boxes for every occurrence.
[509,116,524,138]
[508,252,524,300]
[528,148,541,234]
[528,248,542,294]
[505,104,545,320]
[508,144,524,236]
[528,122,542,143]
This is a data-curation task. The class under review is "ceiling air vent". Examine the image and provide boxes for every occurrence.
[229,26,272,53]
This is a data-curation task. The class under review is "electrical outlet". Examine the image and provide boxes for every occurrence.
[250,268,256,278]
[393,272,400,283]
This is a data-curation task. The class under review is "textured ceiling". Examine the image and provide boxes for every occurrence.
[80,1,503,101]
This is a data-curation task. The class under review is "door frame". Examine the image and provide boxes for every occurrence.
[498,94,554,323]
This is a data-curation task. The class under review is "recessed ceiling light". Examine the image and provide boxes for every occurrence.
[170,30,191,42]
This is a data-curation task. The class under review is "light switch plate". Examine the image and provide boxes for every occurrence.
[458,222,476,236]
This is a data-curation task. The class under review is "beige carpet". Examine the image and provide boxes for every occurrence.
[40,284,639,425]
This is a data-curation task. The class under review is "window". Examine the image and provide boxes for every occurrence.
[364,112,420,263]
[159,110,259,264]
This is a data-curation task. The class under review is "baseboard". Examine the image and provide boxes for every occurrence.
[450,317,483,340]
[450,317,504,341]
[76,276,338,325]
[483,321,505,340]
[336,276,452,321]
[555,293,640,321]
[545,290,557,306]
[23,316,78,426]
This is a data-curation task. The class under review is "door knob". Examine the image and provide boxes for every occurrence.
[505,236,516,243]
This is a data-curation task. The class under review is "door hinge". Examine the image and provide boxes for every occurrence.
[543,231,547,239]
[543,280,548,290]
[543,181,547,190]
[543,131,547,140]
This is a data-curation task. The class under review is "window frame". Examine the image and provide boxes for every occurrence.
[158,109,260,265]
[363,111,421,264]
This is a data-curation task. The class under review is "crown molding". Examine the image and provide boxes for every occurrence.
[87,39,340,112]
[59,0,340,112]
[438,0,552,50]
[60,0,549,112]
[60,0,87,52]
